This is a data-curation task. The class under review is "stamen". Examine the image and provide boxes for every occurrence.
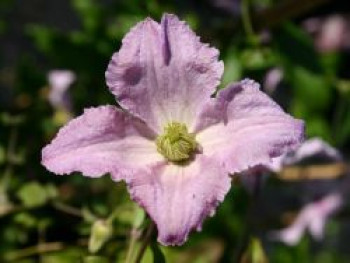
[156,122,197,162]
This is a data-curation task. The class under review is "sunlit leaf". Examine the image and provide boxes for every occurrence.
[241,237,268,263]
[17,182,49,208]
[83,255,108,263]
[88,220,113,253]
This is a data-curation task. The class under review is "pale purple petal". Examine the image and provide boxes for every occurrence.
[264,138,342,173]
[195,79,304,174]
[48,70,76,93]
[316,15,347,52]
[283,138,342,165]
[308,193,342,240]
[263,67,283,95]
[126,156,231,245]
[303,17,322,34]
[106,14,223,132]
[271,221,306,246]
[271,202,317,245]
[42,105,163,180]
[271,193,342,245]
[303,15,350,52]
[265,155,285,173]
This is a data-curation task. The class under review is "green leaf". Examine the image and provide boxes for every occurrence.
[14,212,37,228]
[17,182,49,208]
[291,66,332,113]
[83,256,108,263]
[41,248,83,263]
[25,25,55,54]
[133,206,145,229]
[72,0,101,33]
[0,113,25,126]
[274,23,322,73]
[240,47,275,70]
[222,48,242,87]
[0,145,5,164]
[304,117,332,142]
[151,242,166,263]
[82,207,98,223]
[45,184,58,199]
[336,80,350,96]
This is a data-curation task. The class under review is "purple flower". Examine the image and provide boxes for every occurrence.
[47,70,76,112]
[271,193,342,245]
[303,15,350,53]
[41,14,304,246]
[263,67,283,95]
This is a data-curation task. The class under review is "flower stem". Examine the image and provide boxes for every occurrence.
[233,173,263,262]
[52,201,83,218]
[0,126,19,213]
[1,126,18,190]
[124,206,146,263]
[4,242,64,261]
[241,0,258,46]
[125,228,140,263]
[134,221,155,263]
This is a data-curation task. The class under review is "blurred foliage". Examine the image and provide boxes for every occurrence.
[1,0,350,262]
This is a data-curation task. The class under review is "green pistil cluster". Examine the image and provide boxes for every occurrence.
[156,122,197,162]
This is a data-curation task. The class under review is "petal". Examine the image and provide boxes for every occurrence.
[126,155,231,246]
[308,193,342,240]
[42,105,163,180]
[272,194,341,245]
[106,14,223,132]
[283,138,343,165]
[271,204,312,246]
[271,223,305,246]
[195,79,304,174]
[48,70,76,93]
[48,70,76,111]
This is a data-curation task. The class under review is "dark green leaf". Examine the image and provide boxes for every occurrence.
[151,242,166,263]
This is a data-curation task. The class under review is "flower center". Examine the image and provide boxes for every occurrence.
[156,122,197,162]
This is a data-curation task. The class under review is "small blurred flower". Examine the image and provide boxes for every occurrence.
[303,15,350,53]
[263,67,283,95]
[42,14,303,246]
[271,193,342,245]
[47,70,76,112]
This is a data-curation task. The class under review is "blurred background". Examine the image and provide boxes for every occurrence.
[1,0,350,262]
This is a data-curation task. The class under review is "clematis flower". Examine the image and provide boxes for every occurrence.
[41,14,304,245]
[271,193,342,245]
[303,15,350,53]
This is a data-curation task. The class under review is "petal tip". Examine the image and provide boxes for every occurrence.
[158,233,188,246]
[240,78,260,89]
[161,14,171,65]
